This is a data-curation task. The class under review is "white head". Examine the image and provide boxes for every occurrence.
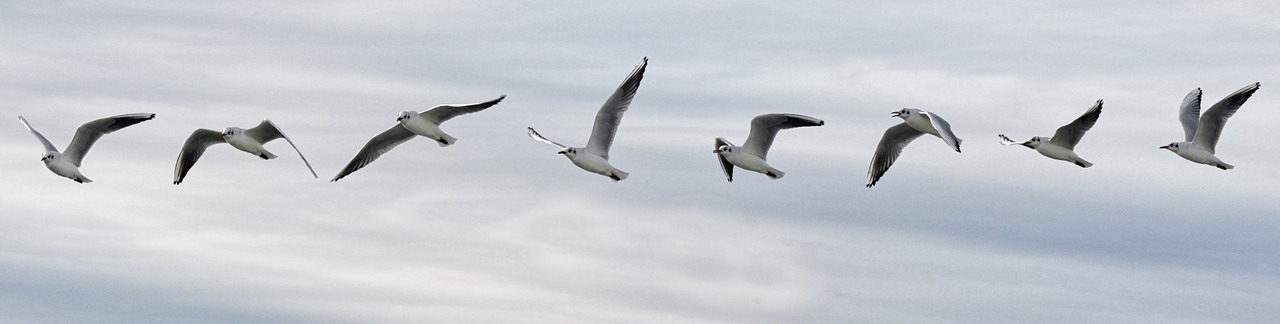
[1021,136,1049,149]
[557,147,577,157]
[221,127,244,137]
[713,145,734,155]
[396,111,415,122]
[40,151,60,162]
[890,108,919,119]
[1159,142,1188,152]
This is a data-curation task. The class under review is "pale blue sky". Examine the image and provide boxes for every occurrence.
[3,1,1279,323]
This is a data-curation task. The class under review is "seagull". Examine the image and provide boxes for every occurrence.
[866,108,963,187]
[527,57,646,182]
[713,113,824,181]
[1160,82,1260,170]
[330,95,506,182]
[173,119,317,184]
[998,99,1102,168]
[17,113,155,183]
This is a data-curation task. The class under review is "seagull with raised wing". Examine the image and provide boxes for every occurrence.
[866,108,963,187]
[18,113,155,183]
[1160,82,1260,170]
[527,57,646,182]
[713,113,824,181]
[331,95,506,182]
[173,119,317,184]
[999,100,1102,168]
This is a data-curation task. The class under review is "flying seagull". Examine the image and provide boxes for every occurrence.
[527,57,647,182]
[713,113,824,181]
[18,113,155,183]
[1160,82,1260,170]
[330,95,506,182]
[173,119,317,184]
[998,99,1103,168]
[866,108,963,187]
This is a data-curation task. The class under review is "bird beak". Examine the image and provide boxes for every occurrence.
[557,151,567,155]
[1159,145,1169,149]
[712,149,721,153]
[890,112,901,117]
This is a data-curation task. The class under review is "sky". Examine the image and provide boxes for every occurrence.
[2,1,1280,323]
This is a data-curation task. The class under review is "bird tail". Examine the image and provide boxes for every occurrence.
[76,176,93,184]
[1217,162,1234,170]
[610,169,629,182]
[766,168,785,179]
[436,134,457,147]
[259,151,278,160]
[1074,158,1093,168]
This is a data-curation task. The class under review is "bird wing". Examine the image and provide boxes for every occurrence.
[527,127,568,151]
[419,95,507,124]
[331,125,417,182]
[62,113,155,167]
[715,137,734,182]
[244,119,317,178]
[867,123,926,187]
[173,129,227,184]
[17,116,60,153]
[1178,88,1202,142]
[584,57,647,160]
[921,111,962,152]
[1192,82,1260,153]
[998,134,1026,146]
[1048,100,1102,150]
[741,113,824,158]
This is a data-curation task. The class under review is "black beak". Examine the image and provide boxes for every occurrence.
[1159,145,1169,149]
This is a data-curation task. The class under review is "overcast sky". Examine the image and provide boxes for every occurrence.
[3,1,1280,323]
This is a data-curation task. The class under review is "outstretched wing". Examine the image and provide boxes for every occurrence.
[1192,82,1260,153]
[527,127,568,151]
[998,134,1024,146]
[62,113,155,167]
[584,57,647,159]
[1178,88,1202,142]
[244,119,318,178]
[419,95,507,124]
[714,137,734,182]
[741,113,824,158]
[173,129,226,184]
[867,123,926,187]
[1048,100,1102,150]
[921,111,962,153]
[331,125,418,182]
[17,116,60,153]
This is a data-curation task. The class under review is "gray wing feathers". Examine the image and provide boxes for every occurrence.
[63,113,155,167]
[246,119,317,178]
[1048,100,1102,150]
[1193,82,1260,153]
[585,57,648,159]
[922,112,962,152]
[17,116,59,153]
[741,113,824,158]
[715,137,734,182]
[1178,88,1202,142]
[331,125,417,182]
[420,95,506,124]
[867,123,926,187]
[173,129,227,184]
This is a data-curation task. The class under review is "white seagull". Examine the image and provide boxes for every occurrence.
[527,57,647,182]
[866,108,963,187]
[331,95,506,182]
[713,113,824,181]
[18,113,156,183]
[173,119,317,184]
[1160,82,1260,170]
[999,99,1102,168]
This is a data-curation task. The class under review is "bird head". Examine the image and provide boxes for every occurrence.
[1160,142,1184,152]
[40,152,58,162]
[890,108,915,119]
[713,145,732,154]
[396,111,415,122]
[1023,136,1048,149]
[221,127,243,137]
[558,148,576,157]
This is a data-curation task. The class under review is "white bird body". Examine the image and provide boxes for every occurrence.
[401,117,455,147]
[42,152,92,183]
[527,58,647,182]
[719,148,782,179]
[999,100,1102,168]
[1160,82,1259,169]
[18,113,155,183]
[224,127,277,159]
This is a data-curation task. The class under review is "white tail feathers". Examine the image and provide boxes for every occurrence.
[436,134,457,147]
[609,169,629,182]
[1075,158,1093,168]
